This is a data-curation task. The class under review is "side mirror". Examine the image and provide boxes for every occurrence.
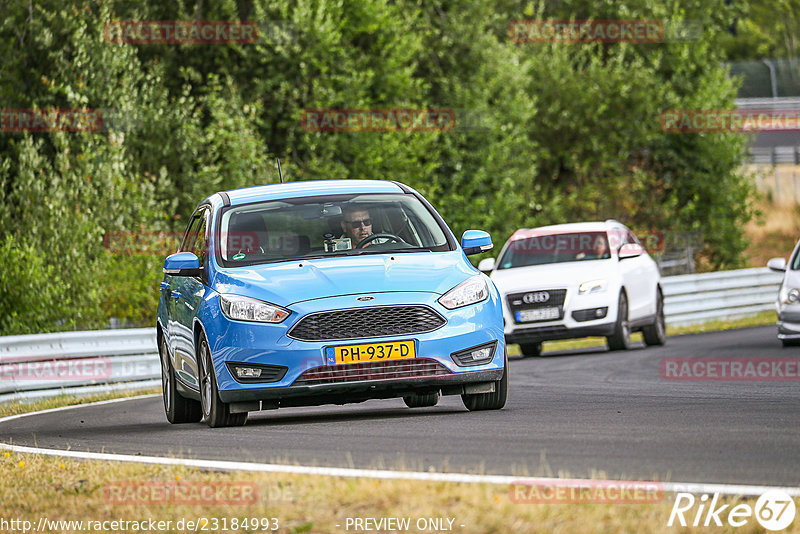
[618,243,644,260]
[164,252,202,276]
[478,257,496,272]
[462,230,493,256]
[767,257,787,272]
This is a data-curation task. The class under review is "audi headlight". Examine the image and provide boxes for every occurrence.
[438,276,489,309]
[578,279,608,295]
[219,294,290,323]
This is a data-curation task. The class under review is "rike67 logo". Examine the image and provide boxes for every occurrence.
[668,490,796,531]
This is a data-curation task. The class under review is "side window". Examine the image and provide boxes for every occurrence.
[180,216,202,252]
[627,231,640,245]
[192,213,208,263]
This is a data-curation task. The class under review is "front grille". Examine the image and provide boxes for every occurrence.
[288,305,446,341]
[507,289,567,323]
[293,358,451,385]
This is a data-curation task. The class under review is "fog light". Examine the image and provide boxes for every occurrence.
[595,308,604,317]
[469,347,492,361]
[451,341,497,367]
[789,288,800,303]
[235,367,262,379]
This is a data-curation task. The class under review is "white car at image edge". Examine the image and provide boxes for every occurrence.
[479,220,666,357]
[767,237,800,347]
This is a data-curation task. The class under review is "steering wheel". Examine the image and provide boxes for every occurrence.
[355,233,407,249]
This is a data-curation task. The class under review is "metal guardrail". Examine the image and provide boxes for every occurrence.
[662,267,781,326]
[0,328,159,403]
[0,268,783,402]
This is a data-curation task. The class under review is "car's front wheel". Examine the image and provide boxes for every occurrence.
[606,292,632,351]
[519,342,542,358]
[160,336,202,424]
[642,289,667,346]
[198,336,247,428]
[403,391,440,408]
[462,351,508,411]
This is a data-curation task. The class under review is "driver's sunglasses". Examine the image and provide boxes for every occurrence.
[345,218,371,228]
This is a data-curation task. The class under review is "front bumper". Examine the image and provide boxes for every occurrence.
[502,288,618,343]
[218,366,503,404]
[202,290,505,402]
[777,308,800,339]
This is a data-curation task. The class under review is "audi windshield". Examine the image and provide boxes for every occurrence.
[497,232,611,269]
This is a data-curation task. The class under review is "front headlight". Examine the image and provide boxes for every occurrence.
[438,276,489,309]
[219,294,290,323]
[578,279,608,295]
[781,287,800,305]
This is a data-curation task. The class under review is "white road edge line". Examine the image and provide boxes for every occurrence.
[1,395,798,497]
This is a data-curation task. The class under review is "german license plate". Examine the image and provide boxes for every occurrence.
[516,307,560,322]
[325,340,416,365]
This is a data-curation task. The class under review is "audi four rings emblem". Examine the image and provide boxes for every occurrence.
[357,296,375,301]
[523,291,550,304]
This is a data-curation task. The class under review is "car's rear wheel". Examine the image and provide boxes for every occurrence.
[160,336,202,424]
[519,342,542,358]
[403,391,440,408]
[462,351,508,411]
[198,336,247,428]
[606,292,632,351]
[642,289,667,346]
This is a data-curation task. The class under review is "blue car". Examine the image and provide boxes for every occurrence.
[157,180,507,427]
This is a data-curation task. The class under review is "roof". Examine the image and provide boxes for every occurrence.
[509,221,628,241]
[221,180,407,206]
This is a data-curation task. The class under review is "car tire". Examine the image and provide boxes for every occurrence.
[781,338,800,347]
[462,351,508,411]
[641,289,667,346]
[519,342,543,358]
[403,391,440,408]
[198,336,247,428]
[160,336,202,424]
[606,292,632,351]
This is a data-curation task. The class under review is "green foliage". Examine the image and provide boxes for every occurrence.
[0,0,754,333]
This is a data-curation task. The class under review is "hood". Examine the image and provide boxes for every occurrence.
[213,251,476,306]
[489,259,619,294]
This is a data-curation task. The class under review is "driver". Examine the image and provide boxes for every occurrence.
[340,206,374,247]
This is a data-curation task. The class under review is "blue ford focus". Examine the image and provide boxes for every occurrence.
[157,180,506,427]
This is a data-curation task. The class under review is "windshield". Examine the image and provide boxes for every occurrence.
[497,231,611,269]
[216,193,450,266]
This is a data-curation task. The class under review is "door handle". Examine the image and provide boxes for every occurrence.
[160,282,170,291]
[171,290,180,301]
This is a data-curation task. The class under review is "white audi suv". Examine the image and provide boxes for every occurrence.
[479,221,666,357]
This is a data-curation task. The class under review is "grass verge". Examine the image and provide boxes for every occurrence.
[1,450,797,533]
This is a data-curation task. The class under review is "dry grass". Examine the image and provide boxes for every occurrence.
[743,197,800,268]
[0,452,797,533]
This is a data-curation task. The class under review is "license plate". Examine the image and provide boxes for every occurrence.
[325,340,416,365]
[516,307,560,322]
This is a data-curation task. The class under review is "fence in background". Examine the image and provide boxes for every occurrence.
[0,267,784,402]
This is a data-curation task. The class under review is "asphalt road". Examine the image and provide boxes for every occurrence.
[2,325,799,486]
